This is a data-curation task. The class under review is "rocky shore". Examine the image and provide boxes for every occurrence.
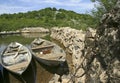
[21,27,49,33]
[0,27,49,35]
[49,0,120,82]
[50,27,96,83]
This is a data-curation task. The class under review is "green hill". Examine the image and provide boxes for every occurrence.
[0,7,95,31]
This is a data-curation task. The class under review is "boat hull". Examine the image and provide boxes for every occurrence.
[0,42,32,75]
[31,38,66,66]
[33,55,65,66]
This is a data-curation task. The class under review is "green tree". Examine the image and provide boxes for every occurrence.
[0,7,95,31]
[91,0,117,24]
[56,13,66,20]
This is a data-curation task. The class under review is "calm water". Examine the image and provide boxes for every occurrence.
[0,33,69,83]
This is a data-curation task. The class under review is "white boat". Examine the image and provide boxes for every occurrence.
[31,38,66,66]
[0,42,32,75]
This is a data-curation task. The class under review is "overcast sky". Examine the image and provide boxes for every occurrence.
[0,0,95,14]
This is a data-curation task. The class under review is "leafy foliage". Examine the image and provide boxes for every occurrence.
[91,0,117,25]
[0,7,95,31]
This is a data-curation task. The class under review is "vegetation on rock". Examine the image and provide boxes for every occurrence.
[91,0,117,25]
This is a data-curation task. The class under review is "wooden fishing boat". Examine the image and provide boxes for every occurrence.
[0,42,32,75]
[31,38,66,66]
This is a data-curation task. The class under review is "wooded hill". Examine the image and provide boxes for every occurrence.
[0,7,96,31]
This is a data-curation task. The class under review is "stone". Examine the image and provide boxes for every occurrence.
[50,2,120,82]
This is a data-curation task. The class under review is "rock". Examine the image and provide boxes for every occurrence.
[49,74,60,83]
[21,27,49,33]
[50,1,120,82]
[61,75,72,83]
[91,0,120,82]
[50,27,87,82]
[99,71,108,83]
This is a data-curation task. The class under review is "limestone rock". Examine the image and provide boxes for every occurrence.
[50,1,120,82]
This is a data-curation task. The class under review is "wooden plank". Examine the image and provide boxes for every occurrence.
[3,51,27,56]
[5,61,29,71]
[32,45,54,50]
[36,53,64,60]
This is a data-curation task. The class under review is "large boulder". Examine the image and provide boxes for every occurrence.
[49,0,120,82]
[87,0,120,82]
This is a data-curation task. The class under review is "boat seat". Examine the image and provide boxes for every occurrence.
[5,61,29,71]
[3,51,27,56]
[38,53,65,60]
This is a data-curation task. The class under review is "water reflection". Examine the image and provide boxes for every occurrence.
[2,59,69,83]
[0,65,4,83]
[3,58,36,83]
[0,33,49,44]
[35,60,69,83]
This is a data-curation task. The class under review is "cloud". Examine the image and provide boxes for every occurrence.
[40,0,94,10]
[0,0,95,14]
[0,4,33,14]
[70,0,82,3]
[17,0,92,7]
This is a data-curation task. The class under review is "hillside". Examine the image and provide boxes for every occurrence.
[0,7,95,31]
